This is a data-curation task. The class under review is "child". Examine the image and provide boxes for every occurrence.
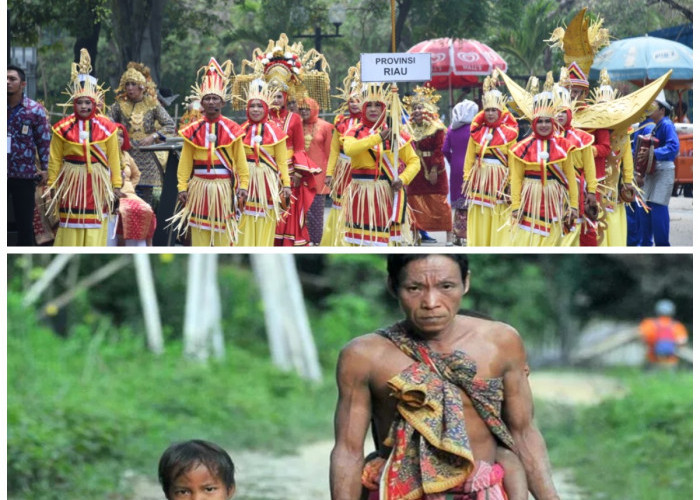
[158,439,235,500]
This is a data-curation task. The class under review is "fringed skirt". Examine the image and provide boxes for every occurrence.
[341,177,413,246]
[169,175,237,246]
[463,158,508,210]
[508,177,570,246]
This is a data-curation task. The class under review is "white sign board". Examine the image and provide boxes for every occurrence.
[360,53,432,83]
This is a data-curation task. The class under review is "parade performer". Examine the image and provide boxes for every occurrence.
[554,70,598,247]
[235,33,331,246]
[442,99,478,246]
[321,62,362,246]
[590,72,636,246]
[236,79,291,246]
[546,8,611,246]
[114,124,156,246]
[46,48,122,246]
[340,83,420,246]
[300,96,334,245]
[462,74,519,246]
[170,57,249,246]
[507,78,579,246]
[108,61,175,207]
[403,85,452,245]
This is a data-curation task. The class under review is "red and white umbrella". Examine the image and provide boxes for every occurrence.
[407,38,508,91]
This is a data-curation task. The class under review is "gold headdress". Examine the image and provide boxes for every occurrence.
[244,78,275,107]
[65,48,107,105]
[482,72,508,111]
[332,61,362,113]
[531,72,558,119]
[191,57,235,102]
[402,84,441,114]
[590,69,619,104]
[546,8,610,89]
[233,33,331,110]
[114,62,158,105]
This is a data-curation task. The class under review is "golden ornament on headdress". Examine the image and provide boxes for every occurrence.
[63,48,107,106]
[589,69,620,105]
[242,78,275,107]
[403,84,441,113]
[545,8,610,77]
[233,33,331,111]
[115,62,158,105]
[481,71,508,111]
[190,57,235,102]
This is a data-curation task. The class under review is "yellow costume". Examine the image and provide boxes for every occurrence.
[46,48,121,246]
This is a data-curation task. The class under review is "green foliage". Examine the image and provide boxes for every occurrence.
[539,369,692,498]
[7,290,337,499]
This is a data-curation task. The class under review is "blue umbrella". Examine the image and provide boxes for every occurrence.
[590,35,693,87]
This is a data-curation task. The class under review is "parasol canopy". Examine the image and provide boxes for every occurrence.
[406,38,508,90]
[590,35,693,90]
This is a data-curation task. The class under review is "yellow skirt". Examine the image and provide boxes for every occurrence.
[320,207,347,246]
[600,204,627,247]
[54,223,108,246]
[237,212,277,247]
[560,224,581,247]
[190,227,233,247]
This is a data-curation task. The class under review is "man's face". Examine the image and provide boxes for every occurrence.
[7,70,25,97]
[395,255,468,336]
[74,97,95,119]
[484,107,500,125]
[168,464,233,500]
[649,102,665,123]
[125,81,144,101]
[535,117,553,136]
[201,94,224,118]
[569,85,587,103]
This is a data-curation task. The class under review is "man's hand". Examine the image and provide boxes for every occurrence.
[584,193,598,219]
[390,178,403,191]
[325,175,333,188]
[236,188,248,209]
[280,186,292,210]
[564,208,578,231]
[635,173,645,188]
[136,133,158,148]
[37,170,48,187]
[291,173,302,188]
[379,127,392,142]
[178,190,189,206]
[428,168,438,185]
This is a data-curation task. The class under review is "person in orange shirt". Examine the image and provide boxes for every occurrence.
[639,299,688,368]
[300,97,334,245]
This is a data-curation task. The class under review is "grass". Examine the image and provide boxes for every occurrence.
[536,367,692,500]
[7,292,339,499]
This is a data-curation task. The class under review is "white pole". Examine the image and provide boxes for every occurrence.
[22,254,74,307]
[184,254,206,361]
[133,254,164,355]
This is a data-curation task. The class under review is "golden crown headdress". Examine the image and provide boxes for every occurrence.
[332,61,362,113]
[528,72,558,119]
[590,69,619,104]
[403,84,441,113]
[115,62,158,105]
[233,33,331,110]
[65,48,107,105]
[191,57,235,102]
[360,82,391,106]
[545,8,610,87]
[243,78,276,107]
[482,71,508,110]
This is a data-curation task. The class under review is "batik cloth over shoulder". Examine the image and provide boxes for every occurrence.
[375,321,514,500]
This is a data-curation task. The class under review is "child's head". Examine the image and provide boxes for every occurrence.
[158,439,235,499]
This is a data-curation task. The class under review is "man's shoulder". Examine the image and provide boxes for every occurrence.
[456,314,521,345]
[22,97,48,117]
[339,330,396,362]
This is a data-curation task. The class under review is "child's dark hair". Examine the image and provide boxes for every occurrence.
[158,439,235,497]
[386,254,470,294]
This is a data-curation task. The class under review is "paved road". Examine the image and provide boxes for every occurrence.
[327,195,692,248]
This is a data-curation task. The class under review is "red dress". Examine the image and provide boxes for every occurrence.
[270,108,320,246]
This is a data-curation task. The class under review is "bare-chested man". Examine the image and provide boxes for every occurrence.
[330,254,560,500]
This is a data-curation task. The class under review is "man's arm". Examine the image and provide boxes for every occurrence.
[501,331,560,500]
[330,340,373,500]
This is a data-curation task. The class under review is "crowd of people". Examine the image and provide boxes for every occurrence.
[8,19,687,247]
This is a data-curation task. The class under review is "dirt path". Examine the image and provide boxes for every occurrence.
[128,371,626,500]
